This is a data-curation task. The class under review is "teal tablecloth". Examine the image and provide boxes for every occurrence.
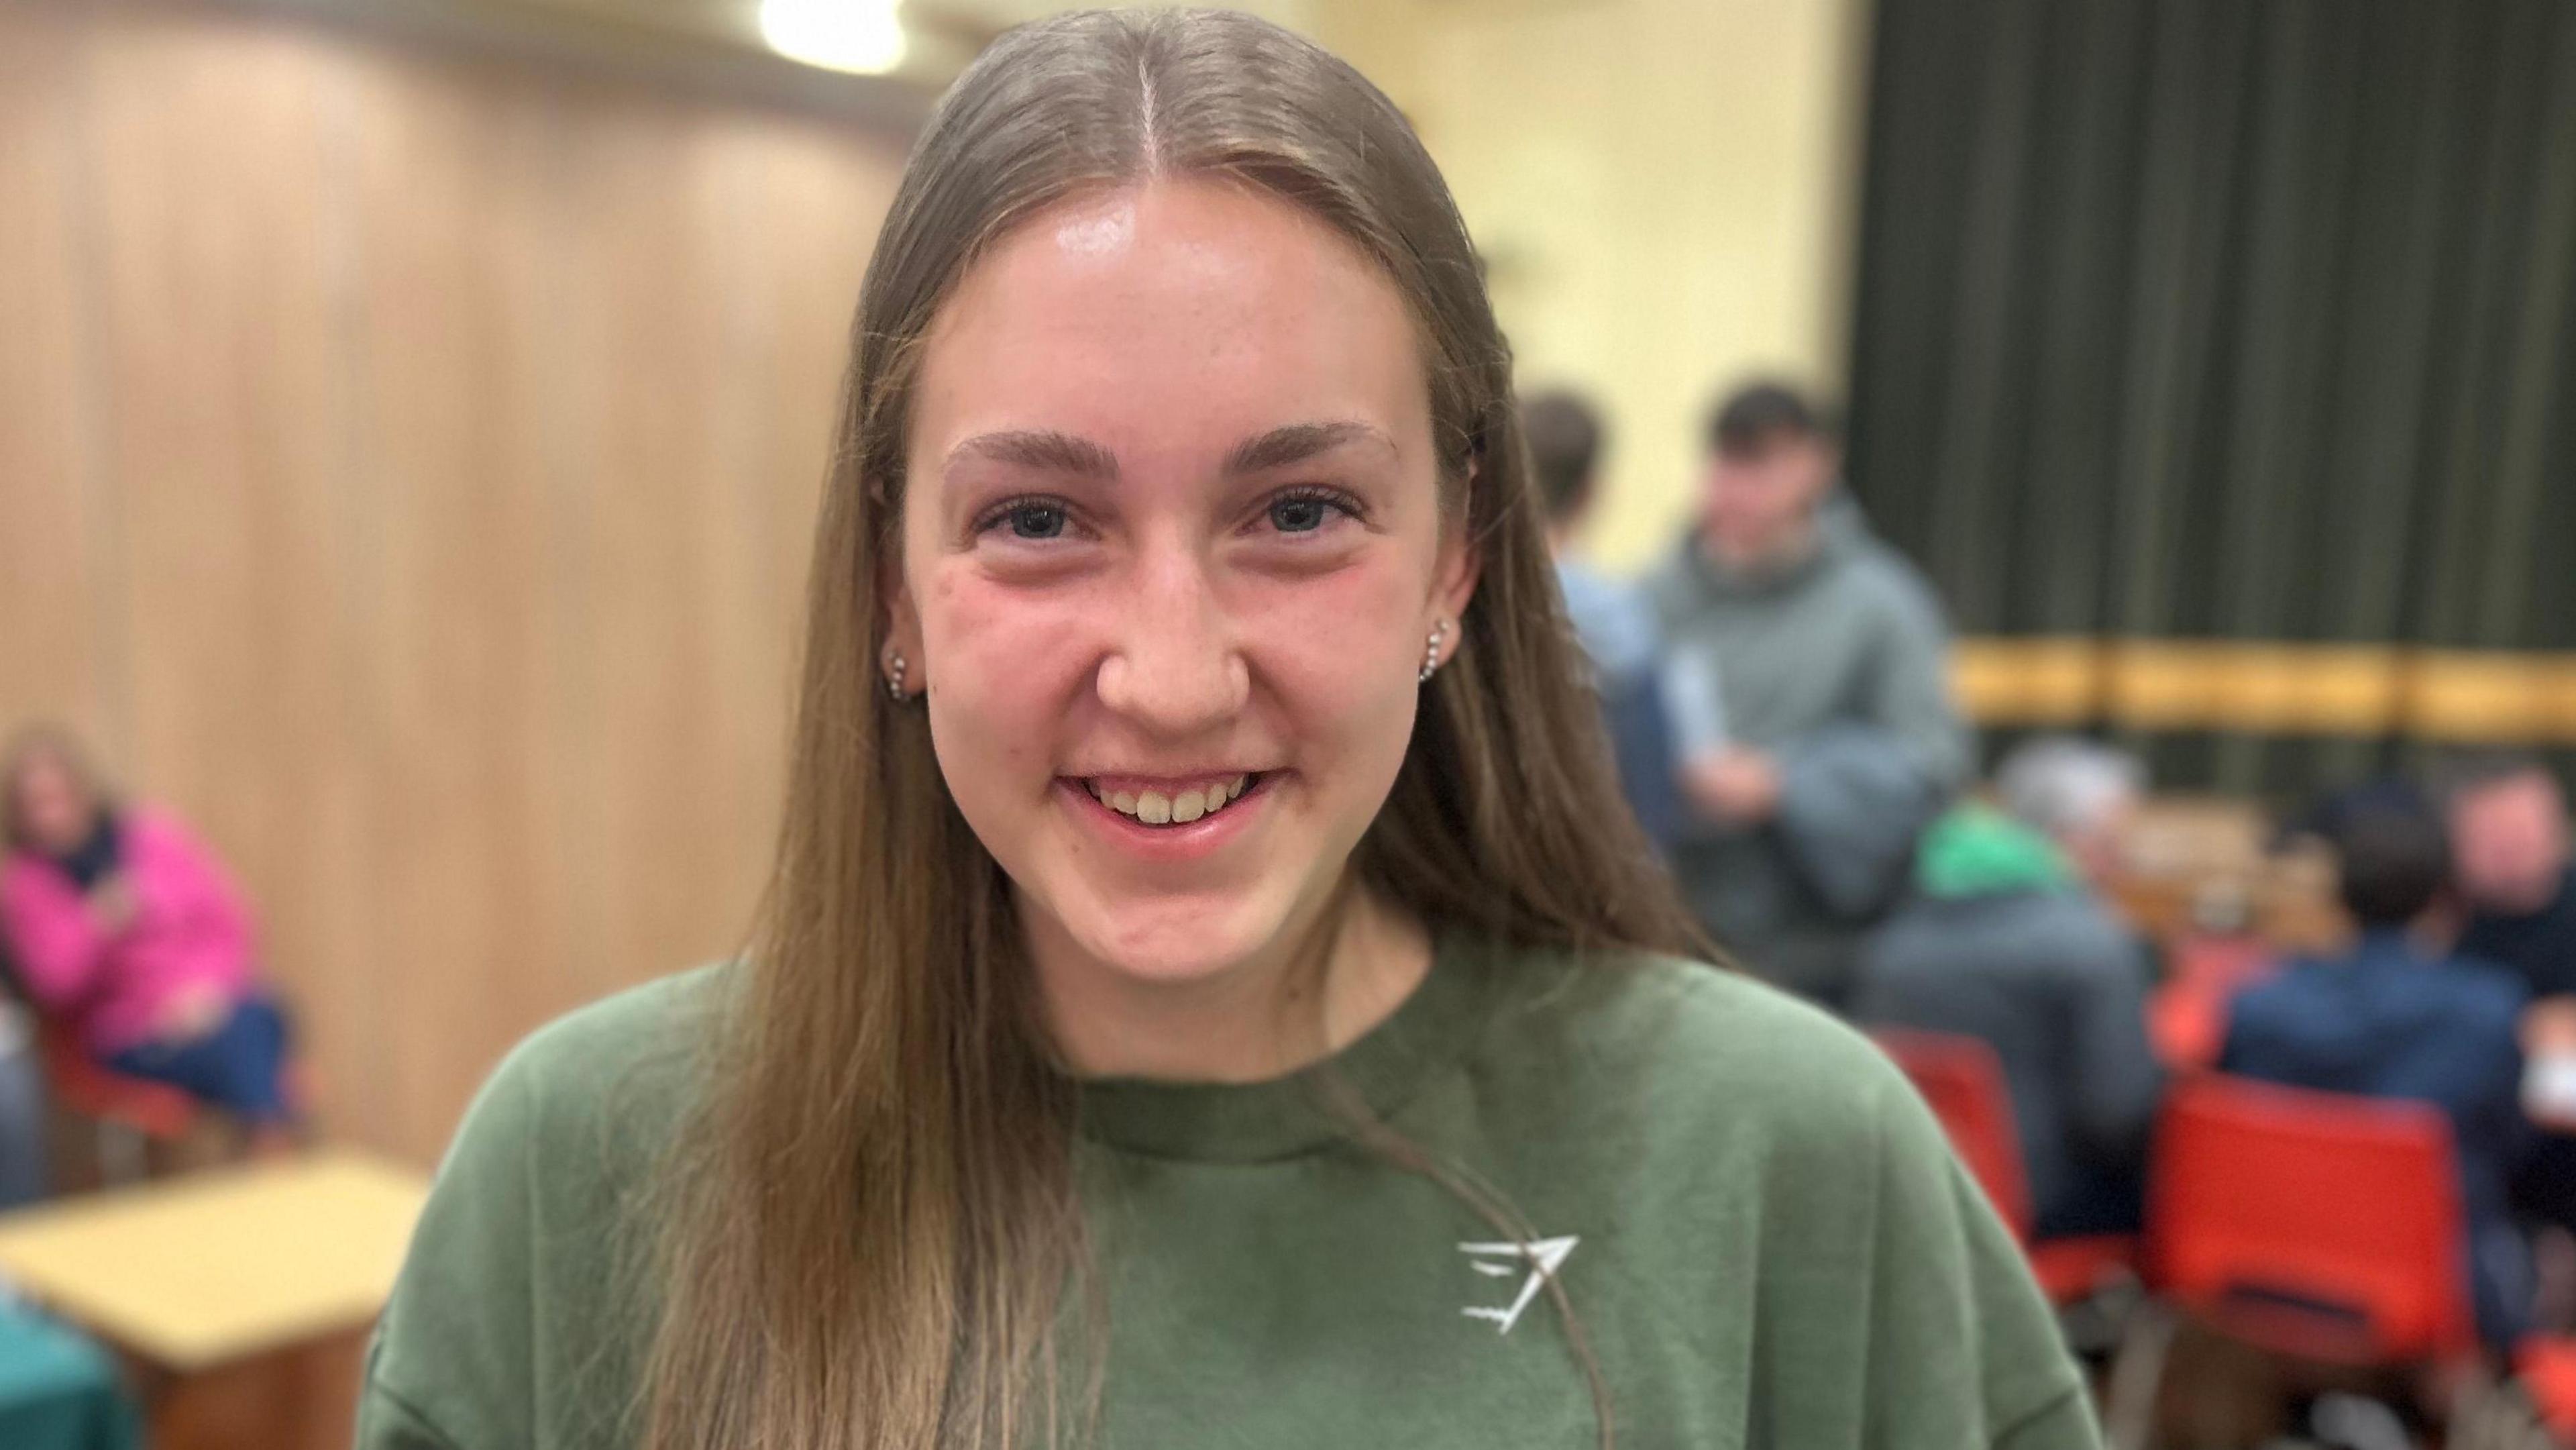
[0,1298,138,1450]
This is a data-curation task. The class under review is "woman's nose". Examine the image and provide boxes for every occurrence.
[1093,550,1249,736]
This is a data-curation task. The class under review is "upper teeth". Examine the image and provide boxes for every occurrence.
[1093,774,1252,824]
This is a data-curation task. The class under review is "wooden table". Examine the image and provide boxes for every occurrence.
[0,1151,428,1450]
[0,1151,426,1371]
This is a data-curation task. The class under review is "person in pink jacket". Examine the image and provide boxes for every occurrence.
[0,726,293,1131]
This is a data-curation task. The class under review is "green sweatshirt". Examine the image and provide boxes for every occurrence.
[356,941,2098,1449]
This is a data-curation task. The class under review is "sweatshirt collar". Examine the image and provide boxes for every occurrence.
[1073,933,1501,1163]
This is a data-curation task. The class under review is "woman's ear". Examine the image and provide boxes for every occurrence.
[1429,475,1485,642]
[880,556,928,700]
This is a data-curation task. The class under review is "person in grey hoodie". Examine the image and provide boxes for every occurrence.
[1648,382,1970,1006]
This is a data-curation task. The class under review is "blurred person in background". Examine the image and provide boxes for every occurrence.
[2441,754,2576,1245]
[1647,381,1970,1008]
[1858,737,2161,1239]
[2222,800,2532,1347]
[0,726,296,1141]
[0,984,44,1209]
[2447,754,2576,1001]
[1523,389,1682,851]
[359,15,2096,1450]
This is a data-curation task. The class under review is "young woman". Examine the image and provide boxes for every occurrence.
[0,725,297,1136]
[357,11,2094,1449]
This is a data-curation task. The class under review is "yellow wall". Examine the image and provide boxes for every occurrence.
[1316,0,1869,570]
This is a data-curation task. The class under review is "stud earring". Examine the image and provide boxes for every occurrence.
[884,650,908,703]
[1419,621,1448,684]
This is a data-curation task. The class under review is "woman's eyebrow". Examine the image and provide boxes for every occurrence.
[945,429,1121,480]
[1222,420,1394,475]
[941,421,1393,484]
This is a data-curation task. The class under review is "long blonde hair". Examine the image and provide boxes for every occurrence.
[641,11,1703,1449]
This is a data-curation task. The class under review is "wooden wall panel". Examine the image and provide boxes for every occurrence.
[0,0,906,1163]
[0,5,115,748]
[334,48,572,1155]
[558,95,762,1018]
[76,3,388,1149]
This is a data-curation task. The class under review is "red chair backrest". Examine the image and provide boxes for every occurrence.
[2147,1074,2475,1365]
[2148,933,2279,1071]
[1874,1028,2033,1239]
[38,1021,198,1140]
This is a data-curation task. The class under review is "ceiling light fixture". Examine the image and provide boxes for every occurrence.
[758,0,908,75]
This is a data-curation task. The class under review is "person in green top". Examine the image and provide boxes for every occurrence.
[356,10,2098,1449]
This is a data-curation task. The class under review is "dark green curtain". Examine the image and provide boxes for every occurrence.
[1845,0,2576,800]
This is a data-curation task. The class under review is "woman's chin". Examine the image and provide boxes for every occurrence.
[1083,927,1266,987]
[1053,895,1292,990]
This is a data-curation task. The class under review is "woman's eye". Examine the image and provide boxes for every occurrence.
[1265,489,1359,535]
[1269,497,1330,533]
[1004,503,1066,539]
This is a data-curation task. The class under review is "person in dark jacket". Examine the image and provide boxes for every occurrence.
[1648,383,1968,1008]
[2222,801,2531,1347]
[2438,754,2576,1241]
[1524,390,1684,853]
[2445,754,2576,1002]
[1858,737,2161,1238]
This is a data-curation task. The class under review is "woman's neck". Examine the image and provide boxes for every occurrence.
[1028,883,1434,1084]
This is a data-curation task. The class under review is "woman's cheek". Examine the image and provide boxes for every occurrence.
[923,570,1091,781]
[1249,566,1418,712]
[932,571,1065,705]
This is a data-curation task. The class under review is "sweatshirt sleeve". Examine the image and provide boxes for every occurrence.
[1762,564,1969,917]
[1854,562,1973,794]
[354,1377,472,1450]
[0,863,111,1011]
[358,973,704,1450]
[360,1046,543,1450]
[1774,728,1947,918]
[1992,1391,2103,1450]
[1859,1069,2100,1449]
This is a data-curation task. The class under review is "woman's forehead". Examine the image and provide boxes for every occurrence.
[909,178,1434,474]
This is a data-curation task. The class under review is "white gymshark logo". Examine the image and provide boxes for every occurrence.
[1458,1235,1579,1335]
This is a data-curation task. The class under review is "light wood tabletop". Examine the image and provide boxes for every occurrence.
[0,1151,428,1372]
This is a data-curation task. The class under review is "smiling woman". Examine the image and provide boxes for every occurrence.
[897,179,1465,1041]
[354,10,2097,1450]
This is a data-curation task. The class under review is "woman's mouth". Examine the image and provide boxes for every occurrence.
[1079,772,1263,827]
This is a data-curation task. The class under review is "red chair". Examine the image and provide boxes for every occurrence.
[2100,1076,2499,1449]
[2143,1074,2475,1365]
[2513,1337,2576,1442]
[1874,1028,2139,1304]
[38,1020,201,1182]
